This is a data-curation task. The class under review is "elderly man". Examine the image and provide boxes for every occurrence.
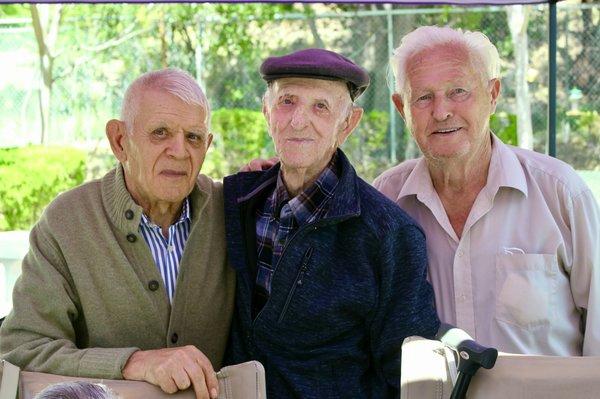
[223,48,439,398]
[0,68,235,399]
[374,26,600,356]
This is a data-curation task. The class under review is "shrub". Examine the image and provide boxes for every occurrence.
[343,110,393,181]
[204,108,274,178]
[0,146,86,231]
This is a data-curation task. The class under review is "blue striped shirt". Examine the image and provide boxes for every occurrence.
[139,198,191,303]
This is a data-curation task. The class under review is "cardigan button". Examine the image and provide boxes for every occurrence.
[148,280,159,291]
[126,233,137,243]
[125,209,134,220]
[171,333,179,344]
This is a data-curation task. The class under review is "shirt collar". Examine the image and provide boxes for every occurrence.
[140,197,191,228]
[486,134,528,197]
[275,153,340,225]
[398,133,528,202]
[398,156,437,203]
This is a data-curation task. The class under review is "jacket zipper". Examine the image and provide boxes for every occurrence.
[252,215,351,324]
[277,247,314,323]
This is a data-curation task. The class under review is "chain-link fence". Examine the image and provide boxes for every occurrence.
[0,3,598,182]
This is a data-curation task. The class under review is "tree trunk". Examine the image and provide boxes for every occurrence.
[30,4,61,145]
[303,4,325,48]
[507,5,533,150]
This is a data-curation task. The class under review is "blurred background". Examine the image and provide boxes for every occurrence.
[0,1,598,314]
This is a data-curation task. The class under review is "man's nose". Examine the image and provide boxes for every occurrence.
[166,133,187,158]
[432,96,453,121]
[290,107,309,130]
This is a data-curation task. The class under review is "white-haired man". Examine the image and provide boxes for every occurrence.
[0,68,235,399]
[374,26,600,356]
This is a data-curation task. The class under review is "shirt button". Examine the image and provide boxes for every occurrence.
[126,233,137,243]
[148,280,159,291]
[125,209,134,220]
[457,249,464,257]
[171,333,179,344]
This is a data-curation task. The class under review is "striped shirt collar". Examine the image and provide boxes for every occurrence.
[140,197,191,228]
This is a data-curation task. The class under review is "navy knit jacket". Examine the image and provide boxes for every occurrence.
[224,150,439,398]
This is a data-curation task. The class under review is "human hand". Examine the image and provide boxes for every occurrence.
[239,156,279,172]
[122,346,218,399]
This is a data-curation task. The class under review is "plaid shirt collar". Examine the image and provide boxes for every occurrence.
[273,154,340,225]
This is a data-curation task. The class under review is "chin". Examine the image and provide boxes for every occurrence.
[426,141,471,158]
[158,186,193,203]
[280,155,315,170]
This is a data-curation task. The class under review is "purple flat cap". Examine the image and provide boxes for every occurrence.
[260,48,370,101]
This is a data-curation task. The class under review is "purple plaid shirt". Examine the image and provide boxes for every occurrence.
[254,155,340,310]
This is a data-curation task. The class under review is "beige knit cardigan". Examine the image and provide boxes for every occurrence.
[0,166,235,379]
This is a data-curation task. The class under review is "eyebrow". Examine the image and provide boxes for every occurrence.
[148,122,208,134]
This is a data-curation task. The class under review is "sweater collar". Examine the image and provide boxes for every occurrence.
[101,164,210,234]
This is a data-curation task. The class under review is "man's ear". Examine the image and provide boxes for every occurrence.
[489,78,501,114]
[337,106,363,146]
[106,119,128,163]
[262,101,272,134]
[392,93,407,121]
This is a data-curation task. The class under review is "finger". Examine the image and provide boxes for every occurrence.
[158,377,179,395]
[249,159,263,171]
[196,356,218,399]
[171,367,192,391]
[239,164,251,172]
[185,360,210,399]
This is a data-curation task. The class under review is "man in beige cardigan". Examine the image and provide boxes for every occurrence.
[0,68,235,399]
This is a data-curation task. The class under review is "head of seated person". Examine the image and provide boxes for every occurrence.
[34,382,118,399]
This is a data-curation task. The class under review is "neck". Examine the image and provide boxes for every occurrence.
[143,202,183,237]
[425,136,493,238]
[427,135,492,194]
[280,165,322,198]
[123,175,184,237]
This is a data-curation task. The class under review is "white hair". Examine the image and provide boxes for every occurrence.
[120,67,210,131]
[391,26,500,96]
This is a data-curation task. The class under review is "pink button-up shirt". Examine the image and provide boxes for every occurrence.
[374,135,600,356]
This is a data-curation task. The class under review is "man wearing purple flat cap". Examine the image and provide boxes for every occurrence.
[223,48,439,398]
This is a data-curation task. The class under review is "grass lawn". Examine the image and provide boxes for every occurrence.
[578,170,600,204]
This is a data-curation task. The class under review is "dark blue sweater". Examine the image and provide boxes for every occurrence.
[224,150,439,398]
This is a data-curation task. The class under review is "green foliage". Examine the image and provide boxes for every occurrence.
[203,108,273,177]
[491,112,518,146]
[0,146,86,231]
[343,110,392,181]
[558,109,600,170]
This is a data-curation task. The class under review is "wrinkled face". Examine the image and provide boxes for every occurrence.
[395,45,499,161]
[264,78,354,175]
[119,89,212,207]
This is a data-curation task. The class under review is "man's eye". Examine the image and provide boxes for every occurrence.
[315,102,328,110]
[186,133,202,142]
[282,98,293,105]
[415,94,432,103]
[450,88,469,98]
[152,128,167,137]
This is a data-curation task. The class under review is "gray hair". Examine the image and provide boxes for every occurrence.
[121,67,210,131]
[391,26,500,96]
[34,382,118,399]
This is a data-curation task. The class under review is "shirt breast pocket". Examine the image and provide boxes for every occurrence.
[495,253,558,330]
